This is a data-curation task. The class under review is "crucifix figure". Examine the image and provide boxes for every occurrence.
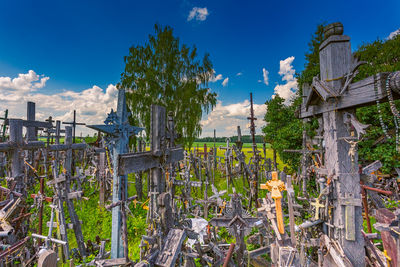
[342,137,362,164]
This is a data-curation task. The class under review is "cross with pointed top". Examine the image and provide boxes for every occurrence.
[86,88,143,259]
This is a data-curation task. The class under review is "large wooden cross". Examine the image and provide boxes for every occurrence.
[86,88,143,259]
[299,22,400,266]
[117,104,184,262]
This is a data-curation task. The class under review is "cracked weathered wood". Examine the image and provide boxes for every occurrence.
[300,25,373,266]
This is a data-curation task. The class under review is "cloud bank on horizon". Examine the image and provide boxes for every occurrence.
[0,56,298,138]
[0,70,118,136]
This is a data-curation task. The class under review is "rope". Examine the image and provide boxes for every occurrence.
[105,146,113,175]
[325,76,344,82]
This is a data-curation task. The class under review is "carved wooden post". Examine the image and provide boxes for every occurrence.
[87,89,143,259]
[64,126,86,257]
[9,119,24,193]
[319,28,364,266]
[27,102,36,141]
[149,105,165,220]
[99,152,106,206]
[111,91,130,258]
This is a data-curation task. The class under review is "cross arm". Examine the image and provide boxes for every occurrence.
[48,143,86,151]
[5,119,52,128]
[118,147,183,175]
[208,218,232,227]
[0,141,45,152]
[300,72,400,118]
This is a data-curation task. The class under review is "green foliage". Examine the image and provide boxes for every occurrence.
[263,24,325,172]
[354,34,400,173]
[262,95,303,172]
[119,24,217,148]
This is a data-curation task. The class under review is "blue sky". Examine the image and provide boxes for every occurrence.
[0,0,399,137]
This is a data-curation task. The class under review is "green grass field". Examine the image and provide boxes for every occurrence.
[192,141,269,149]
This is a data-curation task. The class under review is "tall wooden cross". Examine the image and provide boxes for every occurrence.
[247,93,260,209]
[117,105,184,258]
[63,110,86,143]
[86,88,143,259]
[299,22,400,266]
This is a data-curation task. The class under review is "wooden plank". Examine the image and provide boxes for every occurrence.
[362,160,382,175]
[118,151,158,174]
[48,143,86,151]
[375,209,399,267]
[118,147,183,175]
[320,235,352,267]
[155,229,186,267]
[300,74,390,118]
[94,258,128,267]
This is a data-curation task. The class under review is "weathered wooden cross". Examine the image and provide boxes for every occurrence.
[62,110,86,144]
[86,88,143,259]
[0,103,52,194]
[209,194,261,265]
[299,22,400,266]
[47,126,87,258]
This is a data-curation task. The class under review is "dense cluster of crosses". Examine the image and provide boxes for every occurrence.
[0,22,399,267]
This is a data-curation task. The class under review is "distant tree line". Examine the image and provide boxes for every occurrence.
[195,135,264,143]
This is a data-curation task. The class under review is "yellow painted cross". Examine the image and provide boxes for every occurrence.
[311,198,325,220]
[132,199,138,208]
[260,171,286,234]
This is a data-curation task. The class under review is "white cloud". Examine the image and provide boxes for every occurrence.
[273,56,298,105]
[222,77,229,86]
[210,74,223,82]
[0,70,119,136]
[0,70,49,94]
[201,100,266,137]
[388,29,400,40]
[187,7,209,21]
[262,68,269,86]
[236,72,242,76]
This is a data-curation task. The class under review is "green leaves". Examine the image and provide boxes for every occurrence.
[355,34,400,173]
[262,95,303,172]
[119,24,217,148]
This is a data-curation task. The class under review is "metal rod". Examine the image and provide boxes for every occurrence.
[223,243,235,267]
